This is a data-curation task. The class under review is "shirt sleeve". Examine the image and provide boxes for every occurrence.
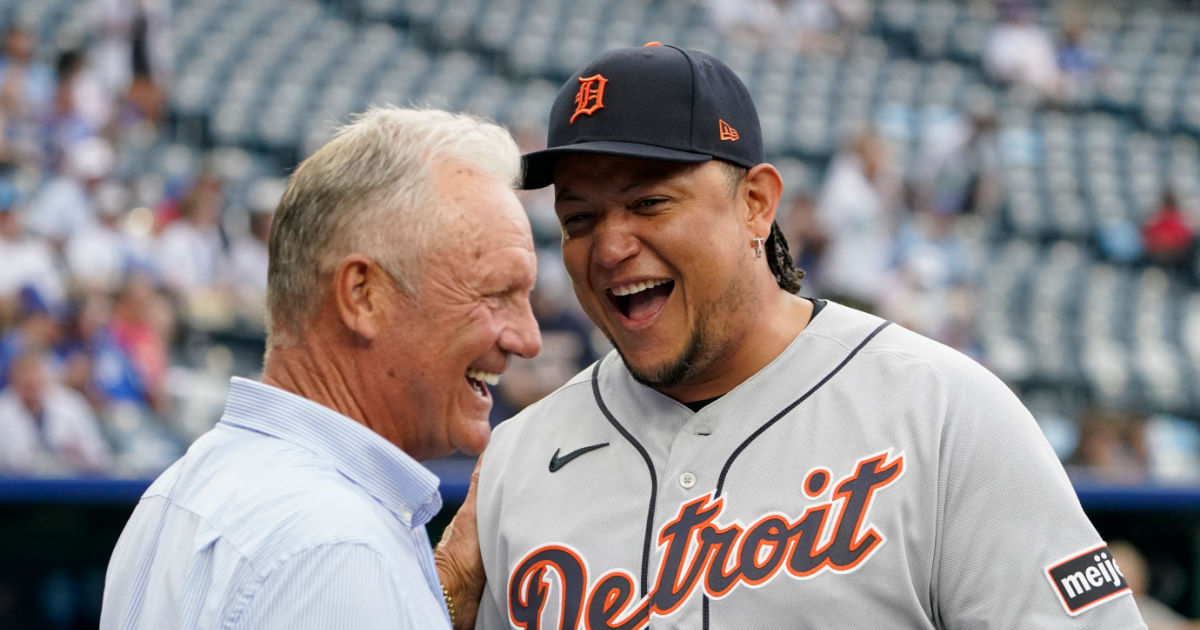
[228,543,450,630]
[933,361,1147,629]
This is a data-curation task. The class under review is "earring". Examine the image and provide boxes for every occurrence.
[752,236,765,258]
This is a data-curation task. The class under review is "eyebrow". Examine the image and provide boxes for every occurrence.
[555,164,689,203]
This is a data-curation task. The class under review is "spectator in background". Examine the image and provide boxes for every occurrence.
[108,274,172,414]
[1056,13,1104,105]
[88,0,172,100]
[1110,540,1200,630]
[89,0,171,136]
[914,93,1004,217]
[28,136,114,248]
[1142,190,1195,271]
[814,127,900,309]
[65,179,138,293]
[121,68,165,129]
[56,291,149,414]
[42,48,108,172]
[0,349,112,476]
[983,0,1062,101]
[63,46,114,133]
[707,0,791,46]
[222,176,281,329]
[1066,408,1149,483]
[878,209,977,352]
[57,288,185,479]
[779,193,829,293]
[0,25,53,172]
[706,0,867,53]
[0,181,67,312]
[0,287,63,388]
[155,172,225,297]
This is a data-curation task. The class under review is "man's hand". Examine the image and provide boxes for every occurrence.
[435,457,484,629]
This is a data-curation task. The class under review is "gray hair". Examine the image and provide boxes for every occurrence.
[265,106,522,346]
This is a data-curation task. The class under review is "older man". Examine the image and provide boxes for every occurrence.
[100,106,541,629]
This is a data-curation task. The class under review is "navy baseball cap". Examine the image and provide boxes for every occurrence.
[521,43,764,189]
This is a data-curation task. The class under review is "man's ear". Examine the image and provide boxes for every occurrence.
[331,253,390,341]
[742,163,783,237]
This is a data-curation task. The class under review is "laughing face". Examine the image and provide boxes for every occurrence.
[381,161,542,459]
[552,155,765,399]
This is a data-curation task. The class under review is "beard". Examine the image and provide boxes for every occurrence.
[597,262,753,392]
[610,302,738,392]
[616,315,710,389]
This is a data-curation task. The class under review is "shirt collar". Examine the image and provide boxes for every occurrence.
[218,376,443,526]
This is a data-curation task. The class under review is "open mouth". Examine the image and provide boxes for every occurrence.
[608,279,674,321]
[466,368,499,398]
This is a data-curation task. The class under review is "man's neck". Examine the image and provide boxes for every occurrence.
[261,338,369,427]
[656,292,814,403]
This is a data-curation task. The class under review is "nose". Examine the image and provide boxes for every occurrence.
[500,295,542,360]
[591,213,640,269]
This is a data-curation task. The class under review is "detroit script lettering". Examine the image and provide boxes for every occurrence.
[508,451,905,629]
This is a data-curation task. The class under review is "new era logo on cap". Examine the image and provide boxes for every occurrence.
[521,43,764,189]
[719,119,739,141]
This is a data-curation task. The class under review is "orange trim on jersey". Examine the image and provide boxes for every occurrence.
[699,519,745,598]
[802,466,832,498]
[584,569,650,630]
[828,452,905,571]
[506,451,907,626]
[650,495,725,616]
[781,503,837,579]
[734,514,793,586]
[509,544,590,630]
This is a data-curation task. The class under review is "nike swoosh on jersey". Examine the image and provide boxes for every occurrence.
[548,443,610,472]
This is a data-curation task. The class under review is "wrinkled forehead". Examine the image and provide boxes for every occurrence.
[434,170,531,241]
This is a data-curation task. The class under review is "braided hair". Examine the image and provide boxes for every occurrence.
[721,162,805,294]
[765,220,804,294]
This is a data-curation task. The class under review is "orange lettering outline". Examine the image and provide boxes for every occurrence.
[571,74,608,124]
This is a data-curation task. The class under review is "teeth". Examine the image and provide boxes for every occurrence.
[466,368,500,385]
[611,279,669,297]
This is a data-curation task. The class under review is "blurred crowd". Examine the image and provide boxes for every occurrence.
[0,0,1198,493]
[0,12,280,478]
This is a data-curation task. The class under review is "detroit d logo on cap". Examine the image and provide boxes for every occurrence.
[570,74,608,124]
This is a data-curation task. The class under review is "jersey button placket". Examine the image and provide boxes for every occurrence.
[679,472,696,489]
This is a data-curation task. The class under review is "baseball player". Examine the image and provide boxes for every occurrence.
[474,44,1147,628]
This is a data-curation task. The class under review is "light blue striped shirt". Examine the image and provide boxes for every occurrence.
[100,377,452,629]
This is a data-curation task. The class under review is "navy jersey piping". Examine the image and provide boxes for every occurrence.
[588,320,892,623]
[591,360,659,597]
[703,320,892,628]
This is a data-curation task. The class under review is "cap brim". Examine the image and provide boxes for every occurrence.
[520,141,713,189]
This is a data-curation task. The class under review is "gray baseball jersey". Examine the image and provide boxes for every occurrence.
[476,301,1147,629]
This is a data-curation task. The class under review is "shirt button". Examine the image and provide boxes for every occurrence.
[679,472,696,489]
